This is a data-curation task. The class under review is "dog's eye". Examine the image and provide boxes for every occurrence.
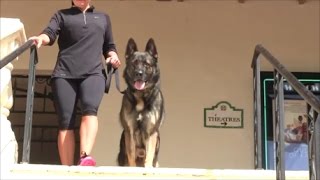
[144,63,151,69]
[133,60,139,65]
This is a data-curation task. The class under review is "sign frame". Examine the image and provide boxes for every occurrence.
[204,101,244,129]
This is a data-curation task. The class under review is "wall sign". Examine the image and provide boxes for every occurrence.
[204,101,243,128]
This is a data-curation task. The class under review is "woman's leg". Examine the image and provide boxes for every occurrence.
[80,115,98,156]
[52,78,78,165]
[58,130,75,165]
[78,75,105,162]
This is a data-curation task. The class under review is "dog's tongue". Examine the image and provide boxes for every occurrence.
[134,81,145,90]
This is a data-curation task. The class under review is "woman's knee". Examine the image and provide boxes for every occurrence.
[80,75,105,116]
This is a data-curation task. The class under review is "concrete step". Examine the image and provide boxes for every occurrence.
[1,164,309,179]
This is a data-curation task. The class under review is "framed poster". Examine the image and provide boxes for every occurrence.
[260,71,320,170]
[282,99,308,144]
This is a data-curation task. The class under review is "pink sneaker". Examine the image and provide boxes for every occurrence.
[78,155,96,166]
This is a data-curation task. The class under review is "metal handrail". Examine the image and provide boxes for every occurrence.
[0,40,34,69]
[0,39,38,164]
[252,45,320,113]
[251,44,320,180]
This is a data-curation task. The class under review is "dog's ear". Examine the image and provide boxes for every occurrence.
[145,38,158,60]
[125,38,138,60]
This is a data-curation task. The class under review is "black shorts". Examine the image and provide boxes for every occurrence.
[51,75,105,130]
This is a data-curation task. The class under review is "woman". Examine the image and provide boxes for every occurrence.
[29,0,121,166]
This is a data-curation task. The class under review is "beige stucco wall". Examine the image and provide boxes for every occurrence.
[1,0,319,169]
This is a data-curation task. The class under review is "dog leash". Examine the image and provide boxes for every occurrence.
[104,63,125,94]
[114,67,125,94]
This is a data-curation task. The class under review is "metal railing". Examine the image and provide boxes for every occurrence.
[0,39,38,164]
[251,44,320,180]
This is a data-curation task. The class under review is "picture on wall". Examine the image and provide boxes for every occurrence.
[268,99,309,170]
[282,99,308,144]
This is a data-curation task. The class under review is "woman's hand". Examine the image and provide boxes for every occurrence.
[28,34,50,48]
[106,51,121,68]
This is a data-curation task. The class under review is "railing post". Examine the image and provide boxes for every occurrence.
[273,70,285,180]
[21,46,38,164]
[252,51,263,169]
[307,104,320,180]
[315,113,320,180]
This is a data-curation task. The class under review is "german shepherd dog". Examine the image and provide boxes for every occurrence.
[117,38,164,167]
